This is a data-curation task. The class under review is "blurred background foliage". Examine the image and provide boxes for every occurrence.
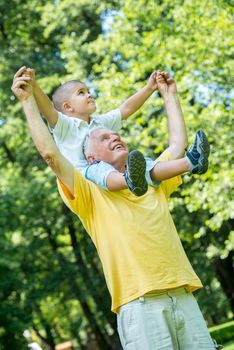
[0,0,233,349]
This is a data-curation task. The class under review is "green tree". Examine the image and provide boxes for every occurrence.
[0,0,233,349]
[81,0,234,317]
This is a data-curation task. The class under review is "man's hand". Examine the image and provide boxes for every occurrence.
[11,66,33,100]
[20,66,59,128]
[156,71,177,97]
[146,71,158,91]
[25,67,36,88]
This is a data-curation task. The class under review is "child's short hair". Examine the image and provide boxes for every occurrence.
[52,80,83,112]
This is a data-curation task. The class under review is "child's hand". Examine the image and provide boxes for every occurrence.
[11,66,33,100]
[146,71,158,91]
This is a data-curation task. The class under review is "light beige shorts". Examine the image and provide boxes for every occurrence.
[117,287,216,350]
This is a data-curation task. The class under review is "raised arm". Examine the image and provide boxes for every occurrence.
[32,80,58,128]
[119,71,158,120]
[156,72,188,159]
[16,66,59,128]
[11,73,74,194]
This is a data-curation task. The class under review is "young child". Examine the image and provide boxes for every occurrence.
[14,67,210,196]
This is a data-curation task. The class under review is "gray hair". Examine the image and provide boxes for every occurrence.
[82,127,111,160]
[83,132,93,160]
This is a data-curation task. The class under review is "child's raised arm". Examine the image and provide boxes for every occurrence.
[25,67,58,128]
[119,71,158,120]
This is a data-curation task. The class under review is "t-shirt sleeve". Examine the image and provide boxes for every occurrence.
[57,167,92,220]
[50,112,74,142]
[96,109,122,131]
[157,150,182,198]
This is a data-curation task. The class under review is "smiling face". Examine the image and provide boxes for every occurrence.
[62,82,96,120]
[86,128,129,172]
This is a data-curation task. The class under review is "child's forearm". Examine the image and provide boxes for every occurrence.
[119,85,154,120]
[33,82,58,128]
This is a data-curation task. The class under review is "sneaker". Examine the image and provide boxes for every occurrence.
[186,130,210,174]
[213,339,223,349]
[124,150,148,196]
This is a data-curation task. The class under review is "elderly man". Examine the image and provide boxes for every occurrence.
[12,71,216,350]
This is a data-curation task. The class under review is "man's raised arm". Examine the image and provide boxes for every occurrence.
[156,72,188,159]
[14,66,58,128]
[11,74,74,194]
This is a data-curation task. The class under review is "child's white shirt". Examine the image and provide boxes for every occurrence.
[50,109,122,170]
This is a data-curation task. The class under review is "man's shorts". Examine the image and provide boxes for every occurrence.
[117,287,216,350]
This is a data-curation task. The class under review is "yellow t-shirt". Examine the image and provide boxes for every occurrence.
[58,150,202,313]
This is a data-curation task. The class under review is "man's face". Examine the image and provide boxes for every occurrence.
[88,129,128,169]
[67,82,96,116]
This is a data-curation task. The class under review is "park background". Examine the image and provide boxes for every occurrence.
[0,0,233,349]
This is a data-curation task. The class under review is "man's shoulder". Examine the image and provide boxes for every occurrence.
[57,167,96,216]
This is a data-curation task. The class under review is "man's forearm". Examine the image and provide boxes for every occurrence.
[119,85,154,119]
[33,82,58,127]
[22,95,58,158]
[163,92,188,158]
[22,95,74,194]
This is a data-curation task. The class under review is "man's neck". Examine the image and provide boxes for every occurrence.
[113,158,127,174]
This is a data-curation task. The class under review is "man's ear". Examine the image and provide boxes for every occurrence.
[63,102,73,113]
[87,154,95,164]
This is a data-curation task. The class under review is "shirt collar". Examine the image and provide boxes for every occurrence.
[71,115,98,128]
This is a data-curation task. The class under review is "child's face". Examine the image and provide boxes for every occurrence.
[65,82,96,117]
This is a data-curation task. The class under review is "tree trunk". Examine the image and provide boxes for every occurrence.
[63,206,118,348]
[32,308,56,350]
[46,225,109,350]
[214,253,234,312]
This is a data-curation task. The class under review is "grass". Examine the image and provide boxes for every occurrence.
[223,341,234,350]
[209,320,234,349]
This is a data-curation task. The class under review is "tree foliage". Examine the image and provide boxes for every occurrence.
[0,0,233,349]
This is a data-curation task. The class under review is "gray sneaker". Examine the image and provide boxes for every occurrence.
[124,150,148,196]
[213,339,223,349]
[186,130,210,174]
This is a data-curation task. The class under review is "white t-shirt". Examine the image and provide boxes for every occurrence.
[50,109,122,169]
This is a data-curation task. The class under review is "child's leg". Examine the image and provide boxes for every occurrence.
[83,150,147,195]
[150,158,189,182]
[149,130,210,183]
[106,172,127,191]
[82,161,123,190]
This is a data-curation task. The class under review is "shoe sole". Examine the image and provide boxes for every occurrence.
[196,130,210,174]
[127,150,148,196]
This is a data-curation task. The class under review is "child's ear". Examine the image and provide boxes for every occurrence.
[63,102,73,112]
